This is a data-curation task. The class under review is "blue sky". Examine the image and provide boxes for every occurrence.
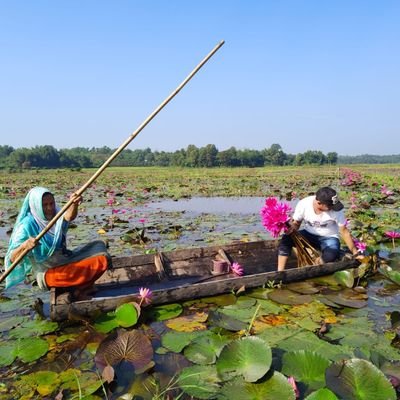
[1,1,399,156]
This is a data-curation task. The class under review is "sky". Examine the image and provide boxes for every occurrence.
[1,1,399,156]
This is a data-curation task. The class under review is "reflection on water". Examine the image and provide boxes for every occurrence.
[147,197,296,215]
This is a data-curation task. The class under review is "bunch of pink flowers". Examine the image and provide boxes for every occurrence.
[260,197,292,238]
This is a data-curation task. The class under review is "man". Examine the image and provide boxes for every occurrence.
[277,186,358,271]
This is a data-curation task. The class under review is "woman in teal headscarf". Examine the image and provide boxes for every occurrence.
[5,187,110,297]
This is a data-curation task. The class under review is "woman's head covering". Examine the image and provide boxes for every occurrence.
[5,186,66,288]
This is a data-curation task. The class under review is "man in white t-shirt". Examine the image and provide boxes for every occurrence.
[277,187,358,271]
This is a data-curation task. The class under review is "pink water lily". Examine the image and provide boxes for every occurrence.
[260,197,292,238]
[381,185,394,196]
[230,262,244,276]
[287,376,299,398]
[353,238,367,253]
[138,287,153,306]
[385,231,400,249]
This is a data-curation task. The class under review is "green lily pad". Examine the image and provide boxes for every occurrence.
[8,318,58,339]
[0,342,16,366]
[268,289,313,305]
[282,350,331,389]
[0,315,26,333]
[216,336,272,382]
[285,281,321,294]
[305,388,338,400]
[178,365,220,399]
[326,358,396,400]
[94,313,120,333]
[379,265,400,286]
[146,303,183,321]
[161,330,211,353]
[184,333,231,365]
[334,270,355,288]
[218,372,296,399]
[15,337,49,363]
[115,302,139,328]
[208,309,249,331]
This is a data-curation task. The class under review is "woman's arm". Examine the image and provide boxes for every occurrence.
[9,237,36,263]
[64,193,82,222]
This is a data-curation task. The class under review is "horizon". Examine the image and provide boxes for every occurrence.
[1,1,399,156]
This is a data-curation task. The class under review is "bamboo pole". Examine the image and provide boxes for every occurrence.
[0,40,225,285]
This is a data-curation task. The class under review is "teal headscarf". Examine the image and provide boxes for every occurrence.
[5,187,67,288]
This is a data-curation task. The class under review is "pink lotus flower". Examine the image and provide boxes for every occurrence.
[287,376,299,398]
[230,262,244,276]
[138,287,153,306]
[138,218,146,224]
[353,238,367,253]
[381,185,394,196]
[385,231,400,249]
[385,231,400,239]
[107,197,115,206]
[260,197,292,238]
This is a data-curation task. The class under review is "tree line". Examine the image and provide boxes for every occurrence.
[0,144,398,170]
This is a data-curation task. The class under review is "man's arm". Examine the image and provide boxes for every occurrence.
[339,225,358,256]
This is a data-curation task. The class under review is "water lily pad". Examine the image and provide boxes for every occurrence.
[285,281,321,294]
[0,342,16,366]
[184,333,231,365]
[305,388,338,400]
[321,292,367,309]
[95,329,153,373]
[146,303,183,321]
[15,337,49,363]
[282,350,331,389]
[258,325,303,347]
[161,330,211,353]
[334,270,355,288]
[216,336,272,382]
[8,318,58,339]
[268,289,313,305]
[326,358,396,400]
[218,371,296,400]
[379,265,400,286]
[178,365,220,399]
[94,313,120,333]
[0,315,26,333]
[165,312,208,332]
[208,309,248,331]
[115,302,140,328]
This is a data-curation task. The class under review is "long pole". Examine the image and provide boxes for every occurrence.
[0,40,225,285]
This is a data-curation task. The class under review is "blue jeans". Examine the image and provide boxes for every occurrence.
[278,230,341,263]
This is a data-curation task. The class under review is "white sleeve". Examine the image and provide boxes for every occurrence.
[292,198,306,222]
[336,210,347,226]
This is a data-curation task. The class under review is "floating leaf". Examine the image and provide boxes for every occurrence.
[161,330,211,353]
[379,265,400,286]
[115,302,139,328]
[286,281,321,294]
[334,270,355,288]
[305,388,338,400]
[0,315,26,333]
[178,365,220,399]
[268,289,313,305]
[8,318,58,339]
[282,350,331,389]
[94,313,119,333]
[208,309,248,331]
[15,337,49,363]
[184,333,231,365]
[95,329,153,373]
[165,312,208,332]
[216,336,272,382]
[0,342,16,366]
[326,358,396,400]
[218,371,296,400]
[146,303,183,321]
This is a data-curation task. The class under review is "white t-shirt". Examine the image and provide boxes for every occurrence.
[293,195,346,238]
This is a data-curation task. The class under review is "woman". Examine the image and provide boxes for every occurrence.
[5,186,111,299]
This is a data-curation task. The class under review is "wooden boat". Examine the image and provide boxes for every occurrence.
[50,239,358,321]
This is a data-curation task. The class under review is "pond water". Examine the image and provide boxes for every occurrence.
[146,196,275,214]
